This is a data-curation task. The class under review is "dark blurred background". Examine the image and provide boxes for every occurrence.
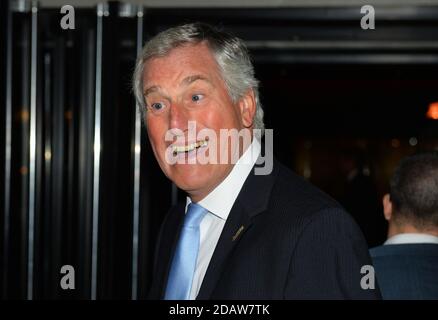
[1,0,438,299]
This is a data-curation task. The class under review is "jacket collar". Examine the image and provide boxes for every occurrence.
[196,158,279,299]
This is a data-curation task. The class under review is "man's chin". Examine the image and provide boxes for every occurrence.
[175,182,209,200]
[165,162,232,200]
[168,167,210,190]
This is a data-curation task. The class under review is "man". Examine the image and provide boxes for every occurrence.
[370,152,438,300]
[133,23,380,299]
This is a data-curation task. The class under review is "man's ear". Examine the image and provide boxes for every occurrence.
[238,89,256,128]
[383,193,393,221]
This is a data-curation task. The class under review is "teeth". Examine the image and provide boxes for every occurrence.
[173,140,208,154]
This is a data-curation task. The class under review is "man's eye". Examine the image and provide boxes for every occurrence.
[151,102,164,111]
[191,94,204,102]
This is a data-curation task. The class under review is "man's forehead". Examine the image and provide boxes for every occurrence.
[142,45,218,92]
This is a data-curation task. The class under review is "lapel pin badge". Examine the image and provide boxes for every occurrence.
[232,225,245,242]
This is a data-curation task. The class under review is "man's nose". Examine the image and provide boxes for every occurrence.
[169,103,189,131]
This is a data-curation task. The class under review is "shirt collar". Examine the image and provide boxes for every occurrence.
[384,233,438,245]
[186,138,261,220]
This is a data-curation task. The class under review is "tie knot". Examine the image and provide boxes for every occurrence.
[184,203,207,228]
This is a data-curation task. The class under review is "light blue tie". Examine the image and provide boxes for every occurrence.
[164,202,207,300]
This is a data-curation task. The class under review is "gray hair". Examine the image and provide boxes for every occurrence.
[132,22,264,133]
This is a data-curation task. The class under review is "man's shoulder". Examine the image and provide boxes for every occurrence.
[269,160,343,217]
[252,159,362,239]
[370,243,438,259]
[370,244,438,296]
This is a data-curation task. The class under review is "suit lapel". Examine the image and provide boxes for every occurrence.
[196,159,279,299]
[196,199,252,299]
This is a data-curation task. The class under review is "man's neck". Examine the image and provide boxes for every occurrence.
[387,223,438,238]
[187,135,255,203]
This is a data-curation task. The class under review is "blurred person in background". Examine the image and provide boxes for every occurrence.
[370,152,438,299]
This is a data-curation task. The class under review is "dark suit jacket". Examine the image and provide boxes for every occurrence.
[149,159,381,299]
[370,243,438,299]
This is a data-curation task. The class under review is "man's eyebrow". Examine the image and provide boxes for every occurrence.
[143,75,210,97]
[181,75,212,86]
[143,85,160,97]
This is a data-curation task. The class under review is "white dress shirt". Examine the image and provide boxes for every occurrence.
[185,138,261,300]
[384,233,438,245]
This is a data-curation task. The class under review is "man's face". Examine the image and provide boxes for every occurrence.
[142,42,254,201]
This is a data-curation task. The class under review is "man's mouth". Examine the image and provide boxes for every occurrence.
[172,139,208,155]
